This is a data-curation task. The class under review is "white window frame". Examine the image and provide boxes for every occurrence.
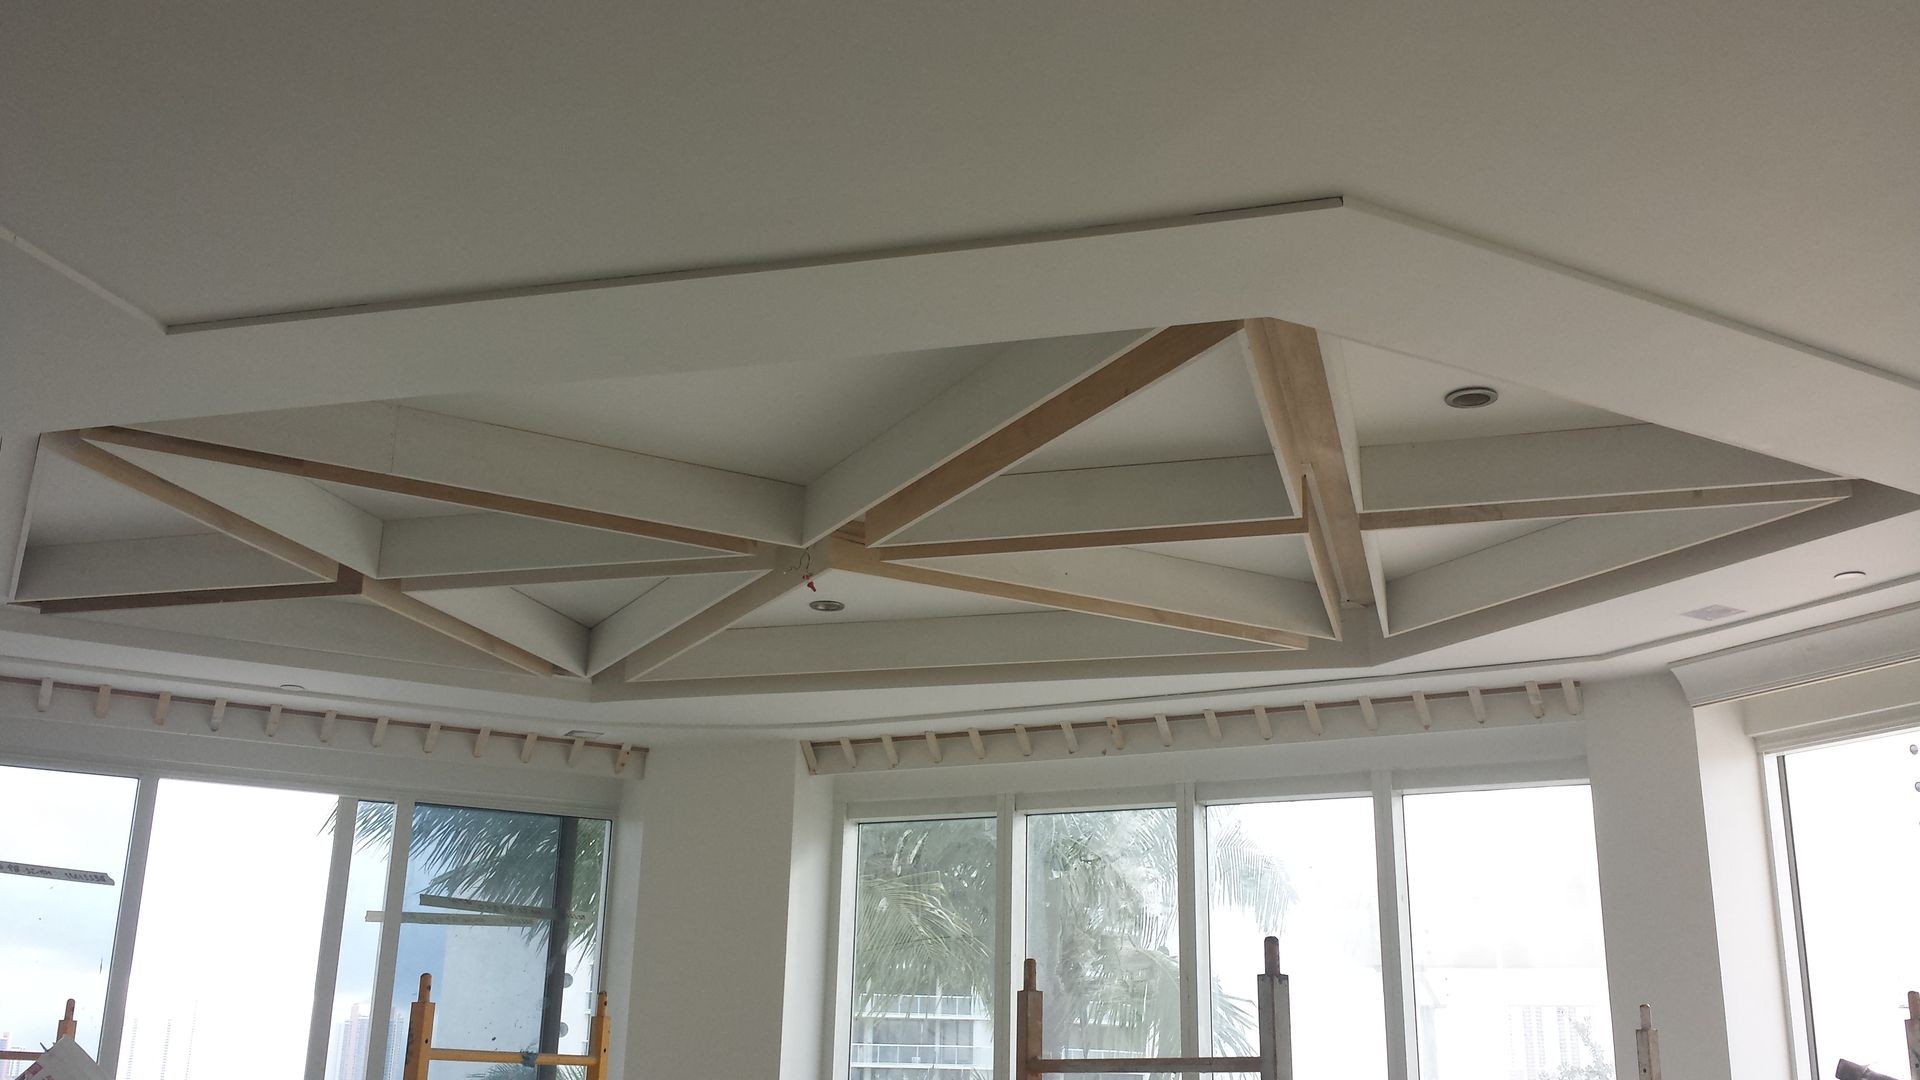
[1757,718,1920,1080]
[826,761,1594,1080]
[0,750,620,1080]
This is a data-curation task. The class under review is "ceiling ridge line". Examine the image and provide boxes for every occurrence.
[162,197,1346,335]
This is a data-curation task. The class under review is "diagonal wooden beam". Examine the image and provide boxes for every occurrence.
[29,569,366,615]
[1356,479,1852,529]
[397,551,779,593]
[832,538,1308,648]
[1243,318,1375,611]
[81,425,762,554]
[612,547,824,680]
[43,432,554,675]
[862,322,1243,542]
[44,432,339,578]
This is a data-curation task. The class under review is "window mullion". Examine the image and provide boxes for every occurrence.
[363,797,416,1080]
[304,796,360,1080]
[95,773,158,1075]
[1176,782,1210,1079]
[994,794,1023,1080]
[1372,770,1417,1080]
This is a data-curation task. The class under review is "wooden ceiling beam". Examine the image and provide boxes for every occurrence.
[398,550,779,592]
[613,550,823,680]
[832,538,1308,649]
[1243,318,1376,611]
[44,433,554,675]
[861,322,1243,543]
[80,425,762,554]
[1356,479,1852,530]
[865,517,1306,560]
[30,569,366,615]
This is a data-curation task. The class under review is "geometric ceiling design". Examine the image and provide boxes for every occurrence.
[9,317,1873,701]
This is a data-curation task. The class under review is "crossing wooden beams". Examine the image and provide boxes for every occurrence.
[1242,318,1375,610]
[40,432,555,675]
[81,422,768,553]
[862,322,1242,542]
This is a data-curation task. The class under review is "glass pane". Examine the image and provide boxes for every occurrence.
[847,818,997,1080]
[383,804,608,1080]
[1026,808,1180,1079]
[1207,798,1386,1078]
[1404,786,1614,1080]
[1784,728,1920,1079]
[0,764,137,1056]
[122,779,338,1080]
[325,801,395,1080]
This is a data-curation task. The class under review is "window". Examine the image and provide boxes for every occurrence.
[838,777,1615,1080]
[0,764,137,1057]
[121,779,340,1080]
[0,763,611,1080]
[382,803,609,1080]
[846,817,996,1080]
[1776,727,1920,1080]
[324,801,394,1080]
[1208,798,1386,1078]
[1402,786,1613,1080]
[1025,808,1180,1076]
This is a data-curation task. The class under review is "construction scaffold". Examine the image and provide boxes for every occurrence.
[1018,936,1291,1078]
[400,974,611,1080]
[0,999,76,1063]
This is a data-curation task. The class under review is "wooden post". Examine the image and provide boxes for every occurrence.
[402,974,436,1080]
[57,998,76,1040]
[1017,957,1043,1080]
[1256,935,1291,1080]
[1636,1004,1661,1080]
[1905,990,1918,1080]
[585,991,611,1080]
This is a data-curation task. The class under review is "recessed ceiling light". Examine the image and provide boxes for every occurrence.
[1833,569,1868,581]
[1443,386,1499,409]
[563,728,604,739]
[809,599,847,613]
[278,683,305,691]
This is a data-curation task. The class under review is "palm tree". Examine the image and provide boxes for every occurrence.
[345,802,608,952]
[850,810,1292,1079]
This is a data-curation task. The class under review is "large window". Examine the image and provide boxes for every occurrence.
[841,780,1613,1080]
[1208,798,1386,1078]
[121,780,339,1080]
[0,765,610,1080]
[0,764,138,1057]
[1402,786,1613,1080]
[1026,808,1181,1076]
[847,818,996,1080]
[1775,726,1920,1080]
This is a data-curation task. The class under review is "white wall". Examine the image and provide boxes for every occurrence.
[618,739,830,1080]
[1583,672,1738,1080]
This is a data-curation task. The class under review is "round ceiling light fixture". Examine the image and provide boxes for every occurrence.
[1443,386,1500,409]
[809,599,847,612]
[1833,569,1868,581]
[278,683,306,692]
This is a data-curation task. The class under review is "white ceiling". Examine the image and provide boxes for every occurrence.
[4,1,1915,385]
[1338,341,1627,447]
[409,343,997,485]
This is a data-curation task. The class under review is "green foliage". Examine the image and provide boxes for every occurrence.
[849,811,1292,1067]
[333,802,607,951]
